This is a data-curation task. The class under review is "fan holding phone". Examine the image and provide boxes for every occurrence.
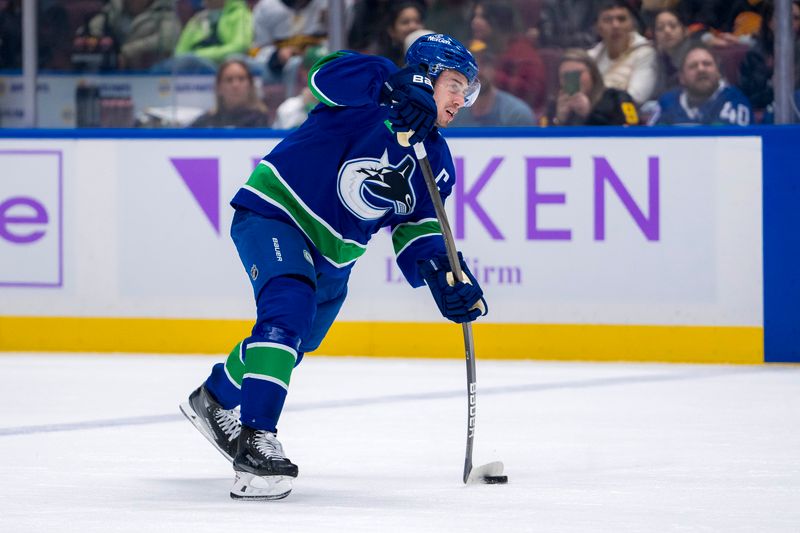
[563,69,583,96]
[544,48,640,127]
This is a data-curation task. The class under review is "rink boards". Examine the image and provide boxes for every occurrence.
[0,128,796,363]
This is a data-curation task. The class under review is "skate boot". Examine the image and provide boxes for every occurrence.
[179,385,241,462]
[230,425,299,500]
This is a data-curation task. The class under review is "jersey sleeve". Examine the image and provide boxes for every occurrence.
[391,137,456,288]
[307,51,397,108]
[651,90,679,125]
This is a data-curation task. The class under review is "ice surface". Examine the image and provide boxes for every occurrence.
[1,353,798,532]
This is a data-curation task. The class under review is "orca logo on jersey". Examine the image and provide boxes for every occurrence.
[337,150,417,220]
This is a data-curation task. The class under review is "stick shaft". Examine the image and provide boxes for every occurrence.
[412,143,477,484]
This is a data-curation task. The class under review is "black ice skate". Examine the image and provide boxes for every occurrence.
[230,425,298,501]
[179,385,241,462]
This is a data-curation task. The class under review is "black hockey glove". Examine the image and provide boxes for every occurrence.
[418,252,488,324]
[382,65,437,146]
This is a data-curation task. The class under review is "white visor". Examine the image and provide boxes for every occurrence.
[464,80,481,107]
[440,77,482,108]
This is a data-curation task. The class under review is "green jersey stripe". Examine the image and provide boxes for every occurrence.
[224,342,245,388]
[244,162,368,268]
[243,345,296,388]
[392,219,442,256]
[308,51,349,107]
[248,341,297,361]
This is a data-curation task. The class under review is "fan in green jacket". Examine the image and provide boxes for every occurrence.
[174,0,253,66]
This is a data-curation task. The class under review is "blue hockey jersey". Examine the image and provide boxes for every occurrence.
[231,51,453,288]
[651,83,753,126]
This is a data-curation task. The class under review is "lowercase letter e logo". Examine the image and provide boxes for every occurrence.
[0,151,63,287]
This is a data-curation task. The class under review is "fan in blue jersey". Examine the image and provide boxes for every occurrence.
[649,44,753,126]
[179,33,488,501]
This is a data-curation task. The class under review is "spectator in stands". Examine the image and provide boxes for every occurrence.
[77,0,181,71]
[677,0,727,36]
[375,1,425,67]
[640,0,680,38]
[589,0,658,105]
[251,0,326,85]
[652,9,694,96]
[169,0,252,74]
[537,0,603,48]
[424,0,471,45]
[38,0,72,70]
[648,44,752,126]
[721,1,764,47]
[468,0,547,112]
[271,45,326,129]
[678,0,763,48]
[761,89,800,123]
[347,0,393,52]
[189,58,271,127]
[509,0,543,46]
[739,0,800,112]
[449,49,537,127]
[0,0,20,70]
[542,48,640,126]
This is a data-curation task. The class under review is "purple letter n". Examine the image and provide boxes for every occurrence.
[594,157,660,241]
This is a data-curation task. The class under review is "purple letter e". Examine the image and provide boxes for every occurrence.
[0,197,48,244]
[526,157,572,240]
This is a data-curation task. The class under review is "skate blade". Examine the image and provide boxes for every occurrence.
[230,471,293,501]
[179,401,234,463]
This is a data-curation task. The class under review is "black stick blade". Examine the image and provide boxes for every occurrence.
[465,461,505,484]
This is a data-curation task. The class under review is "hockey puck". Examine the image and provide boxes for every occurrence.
[483,475,508,484]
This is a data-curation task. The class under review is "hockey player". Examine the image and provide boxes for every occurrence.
[649,44,752,126]
[180,33,488,500]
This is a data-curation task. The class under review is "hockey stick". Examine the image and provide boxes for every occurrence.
[399,133,506,485]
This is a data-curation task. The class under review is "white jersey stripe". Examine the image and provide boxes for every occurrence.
[224,365,242,389]
[243,373,289,391]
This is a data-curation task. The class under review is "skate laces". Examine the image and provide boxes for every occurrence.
[253,431,286,460]
[213,407,242,442]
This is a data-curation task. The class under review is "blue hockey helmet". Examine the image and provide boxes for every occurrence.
[405,33,481,107]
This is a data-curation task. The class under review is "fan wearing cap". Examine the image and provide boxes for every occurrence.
[179,33,488,501]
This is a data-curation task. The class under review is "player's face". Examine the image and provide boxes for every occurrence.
[654,12,686,51]
[597,7,634,46]
[433,70,468,127]
[680,49,721,98]
[218,63,251,110]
